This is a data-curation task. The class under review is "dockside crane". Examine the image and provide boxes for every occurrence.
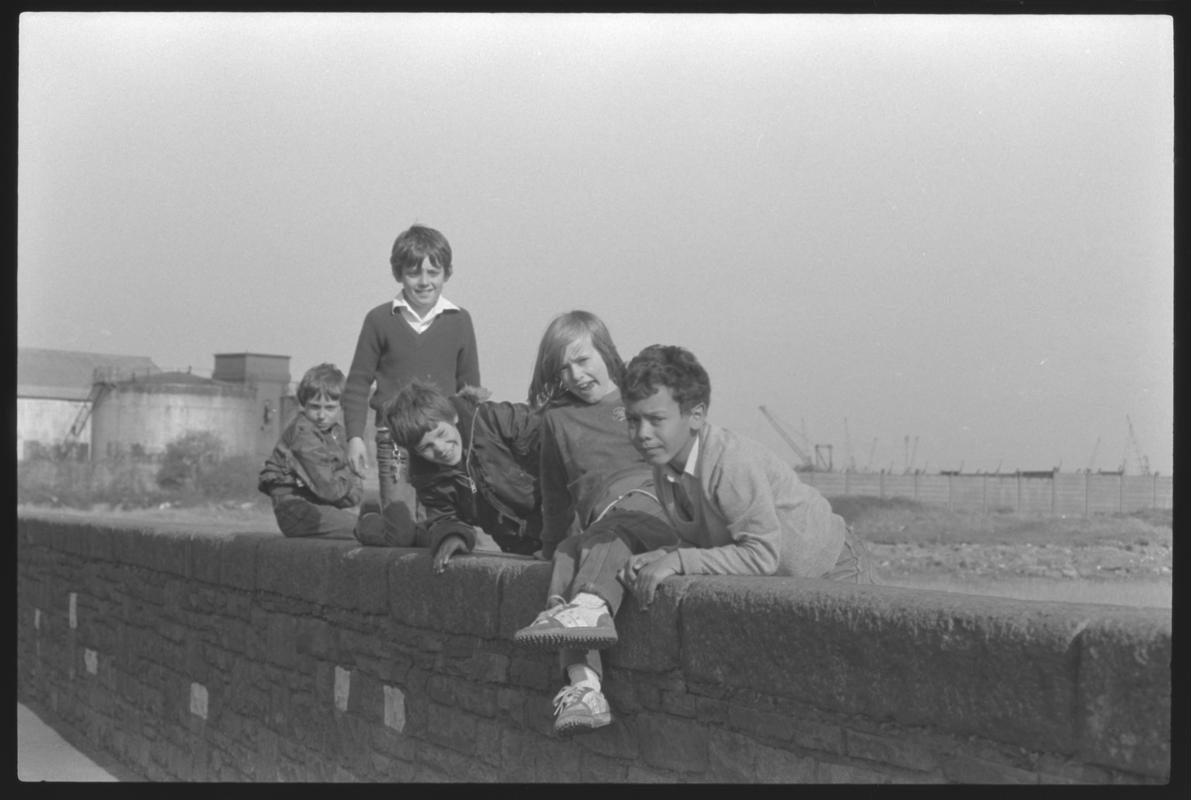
[758,406,815,471]
[1123,415,1151,475]
[759,405,834,471]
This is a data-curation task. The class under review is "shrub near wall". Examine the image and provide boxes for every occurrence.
[17,513,1170,783]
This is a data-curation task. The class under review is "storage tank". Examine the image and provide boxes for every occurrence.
[90,371,260,460]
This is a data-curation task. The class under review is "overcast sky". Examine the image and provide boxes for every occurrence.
[18,12,1173,475]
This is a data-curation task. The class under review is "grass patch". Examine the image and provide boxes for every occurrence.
[827,495,1171,548]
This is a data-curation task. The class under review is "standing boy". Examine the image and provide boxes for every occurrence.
[359,379,543,570]
[513,344,872,734]
[258,363,380,540]
[343,224,481,535]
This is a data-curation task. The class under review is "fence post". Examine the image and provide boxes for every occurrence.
[1050,473,1056,515]
[1153,472,1158,510]
[879,470,885,499]
[1083,471,1089,517]
[844,469,850,496]
[1118,474,1124,513]
[914,471,919,501]
[981,473,987,515]
[947,473,953,511]
[1016,471,1022,514]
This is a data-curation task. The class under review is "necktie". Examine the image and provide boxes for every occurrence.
[672,478,695,521]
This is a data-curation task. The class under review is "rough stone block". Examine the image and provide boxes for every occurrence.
[188,534,225,585]
[390,553,521,637]
[128,528,194,577]
[217,534,265,591]
[325,545,395,614]
[708,727,757,781]
[425,702,477,753]
[256,537,352,603]
[605,577,689,674]
[637,712,709,774]
[845,727,940,772]
[680,578,1102,754]
[727,702,795,742]
[1073,609,1171,779]
[818,759,902,783]
[496,558,553,637]
[755,742,817,782]
[941,753,1041,784]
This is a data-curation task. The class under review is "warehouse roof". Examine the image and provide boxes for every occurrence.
[17,347,160,401]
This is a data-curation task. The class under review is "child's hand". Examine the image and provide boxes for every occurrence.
[432,534,468,574]
[347,438,367,477]
[620,550,681,610]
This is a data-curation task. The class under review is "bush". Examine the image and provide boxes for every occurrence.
[192,453,263,503]
[156,431,225,492]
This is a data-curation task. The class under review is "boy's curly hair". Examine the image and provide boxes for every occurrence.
[296,363,346,406]
[622,345,711,414]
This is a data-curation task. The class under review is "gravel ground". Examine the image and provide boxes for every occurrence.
[869,539,1173,583]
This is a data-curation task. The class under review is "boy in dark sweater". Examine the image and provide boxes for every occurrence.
[343,225,481,536]
[359,380,541,571]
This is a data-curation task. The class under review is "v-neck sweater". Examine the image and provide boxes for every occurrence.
[343,301,481,440]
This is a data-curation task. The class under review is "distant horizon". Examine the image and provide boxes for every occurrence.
[16,340,1169,477]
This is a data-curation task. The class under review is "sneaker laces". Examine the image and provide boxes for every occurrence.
[552,684,590,715]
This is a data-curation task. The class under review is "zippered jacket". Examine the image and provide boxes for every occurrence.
[258,414,363,508]
[408,393,542,555]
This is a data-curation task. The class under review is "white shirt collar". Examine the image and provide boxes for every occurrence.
[391,292,459,320]
[666,432,701,482]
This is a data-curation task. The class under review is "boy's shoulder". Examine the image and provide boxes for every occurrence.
[700,423,785,471]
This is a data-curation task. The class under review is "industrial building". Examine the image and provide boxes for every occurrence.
[17,348,294,462]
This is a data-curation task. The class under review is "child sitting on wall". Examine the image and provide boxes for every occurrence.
[258,363,382,541]
[513,344,873,733]
[357,380,542,572]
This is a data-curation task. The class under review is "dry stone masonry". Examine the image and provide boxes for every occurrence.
[17,513,1170,783]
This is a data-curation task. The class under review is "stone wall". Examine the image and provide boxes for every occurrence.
[16,513,1170,783]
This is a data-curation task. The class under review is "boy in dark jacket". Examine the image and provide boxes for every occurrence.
[357,379,542,571]
[258,363,381,541]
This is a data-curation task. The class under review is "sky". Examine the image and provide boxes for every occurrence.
[18,12,1174,475]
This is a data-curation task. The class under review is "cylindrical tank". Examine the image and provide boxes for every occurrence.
[90,372,259,460]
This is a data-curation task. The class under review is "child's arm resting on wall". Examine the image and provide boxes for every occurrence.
[414,473,479,562]
[673,471,786,577]
[620,547,683,610]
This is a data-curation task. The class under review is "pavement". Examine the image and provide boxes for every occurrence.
[17,702,140,782]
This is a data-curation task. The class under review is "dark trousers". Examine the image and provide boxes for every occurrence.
[273,496,358,539]
[548,491,676,680]
[374,427,421,543]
